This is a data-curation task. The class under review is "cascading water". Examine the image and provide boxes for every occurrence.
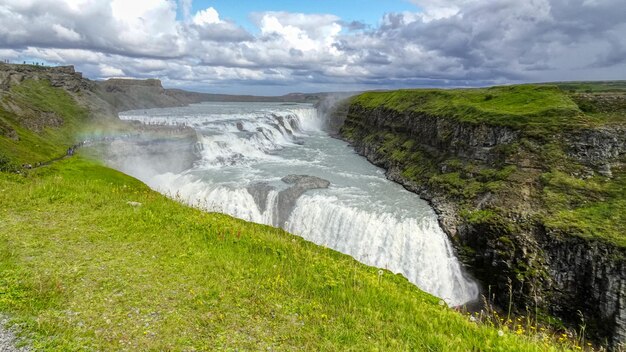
[113,102,478,306]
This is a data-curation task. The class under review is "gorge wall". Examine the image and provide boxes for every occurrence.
[337,87,626,348]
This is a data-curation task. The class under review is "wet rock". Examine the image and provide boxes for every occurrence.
[246,182,274,213]
[246,176,330,226]
[281,175,330,188]
[275,175,330,226]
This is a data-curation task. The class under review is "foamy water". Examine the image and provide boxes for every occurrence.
[112,102,478,306]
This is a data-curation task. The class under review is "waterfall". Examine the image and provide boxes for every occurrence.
[117,102,479,306]
[287,194,477,305]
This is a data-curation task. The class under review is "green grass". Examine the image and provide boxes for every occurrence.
[541,169,626,248]
[352,85,585,136]
[549,81,626,93]
[0,157,568,351]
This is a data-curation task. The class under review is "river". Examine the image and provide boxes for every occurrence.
[104,102,478,306]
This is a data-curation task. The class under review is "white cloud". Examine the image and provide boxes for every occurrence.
[260,15,317,52]
[0,0,623,94]
[189,7,250,43]
[407,0,476,21]
[52,24,81,41]
[109,0,183,55]
[99,64,125,77]
[254,12,342,58]
[110,0,171,24]
[193,7,221,25]
[63,0,94,13]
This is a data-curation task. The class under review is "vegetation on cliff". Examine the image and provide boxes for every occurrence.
[0,66,575,350]
[353,84,626,137]
[0,79,87,169]
[341,82,626,347]
[347,83,626,247]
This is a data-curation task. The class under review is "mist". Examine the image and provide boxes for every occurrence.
[314,92,359,135]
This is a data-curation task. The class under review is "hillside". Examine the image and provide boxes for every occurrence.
[0,67,576,350]
[95,78,327,113]
[340,83,626,347]
[0,64,120,170]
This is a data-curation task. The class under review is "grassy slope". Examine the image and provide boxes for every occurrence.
[541,169,626,246]
[349,84,626,247]
[0,157,566,351]
[0,79,571,350]
[550,80,626,93]
[353,85,582,135]
[0,80,88,167]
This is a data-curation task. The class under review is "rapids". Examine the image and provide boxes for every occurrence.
[110,102,478,306]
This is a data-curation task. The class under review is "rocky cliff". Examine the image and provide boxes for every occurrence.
[338,84,626,348]
[95,78,204,112]
[0,64,87,92]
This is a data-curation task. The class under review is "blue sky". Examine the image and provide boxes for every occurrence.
[182,1,418,30]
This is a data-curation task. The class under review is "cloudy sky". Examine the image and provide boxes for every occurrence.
[0,0,624,95]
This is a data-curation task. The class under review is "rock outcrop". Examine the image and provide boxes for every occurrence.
[276,175,330,226]
[0,64,88,93]
[246,175,331,227]
[0,63,118,126]
[565,125,626,177]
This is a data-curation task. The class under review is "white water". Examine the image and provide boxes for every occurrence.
[115,102,478,306]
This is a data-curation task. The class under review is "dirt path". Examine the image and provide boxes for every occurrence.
[20,142,83,171]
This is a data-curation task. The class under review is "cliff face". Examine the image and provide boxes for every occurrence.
[566,125,626,177]
[0,63,120,127]
[338,87,626,348]
[0,64,88,92]
[95,78,200,112]
[543,230,626,343]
